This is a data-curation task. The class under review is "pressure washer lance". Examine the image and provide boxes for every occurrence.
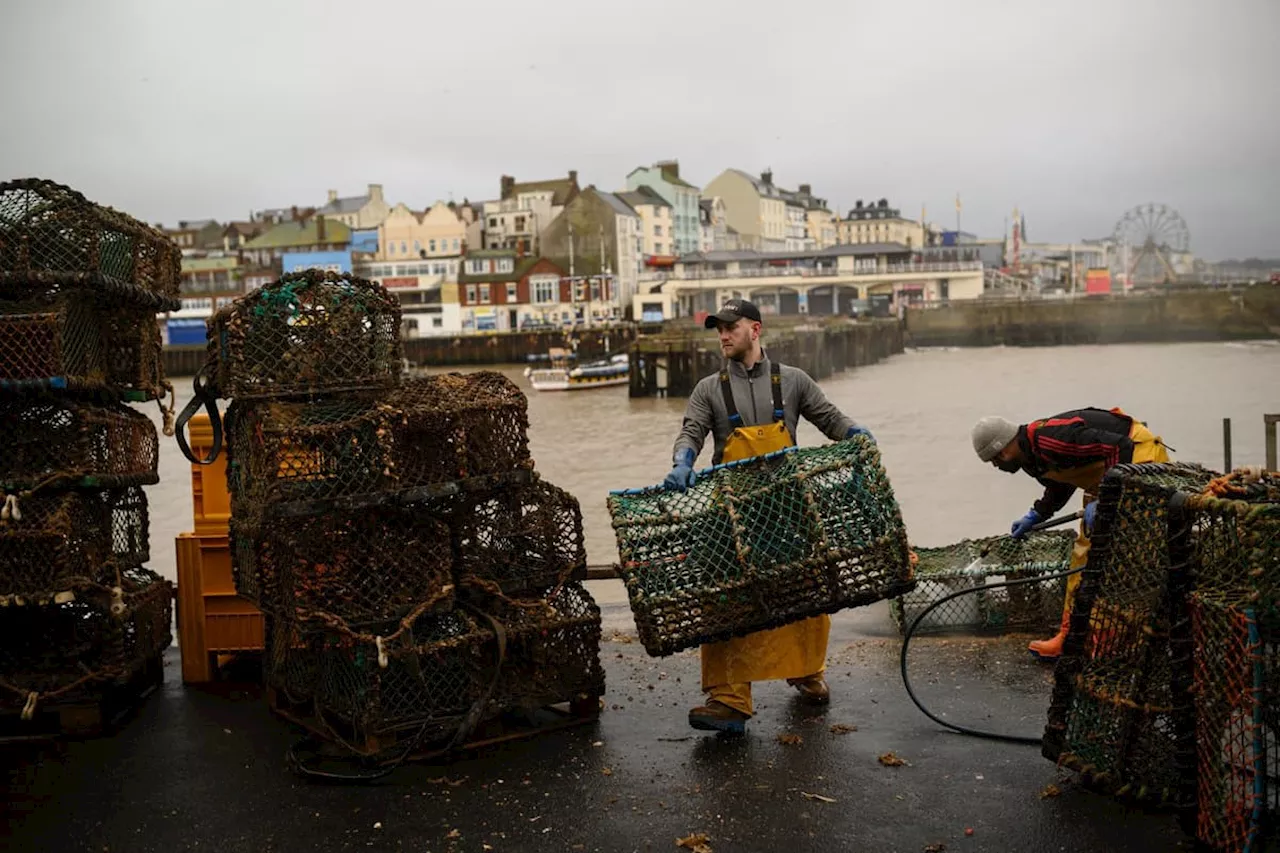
[899,508,1085,745]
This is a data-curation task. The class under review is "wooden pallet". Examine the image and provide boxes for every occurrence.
[0,654,165,743]
[268,685,602,766]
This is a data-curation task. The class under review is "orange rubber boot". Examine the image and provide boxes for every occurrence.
[1028,613,1070,661]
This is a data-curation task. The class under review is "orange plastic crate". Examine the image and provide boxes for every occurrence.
[176,533,263,683]
[186,413,230,535]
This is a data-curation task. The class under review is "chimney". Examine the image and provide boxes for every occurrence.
[290,205,300,221]
[855,200,863,209]
[368,183,383,201]
[568,170,578,187]
[500,175,515,199]
[799,184,811,196]
[761,169,773,187]
[516,238,525,259]
[316,215,326,243]
[327,189,338,203]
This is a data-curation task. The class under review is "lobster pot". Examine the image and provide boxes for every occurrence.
[224,371,532,514]
[449,478,586,596]
[264,608,494,756]
[488,582,605,712]
[1043,463,1217,807]
[0,294,168,399]
[0,485,150,599]
[230,502,454,625]
[0,398,160,491]
[889,531,1074,635]
[206,271,402,401]
[606,436,915,657]
[0,568,173,714]
[0,178,181,301]
[1168,476,1280,849]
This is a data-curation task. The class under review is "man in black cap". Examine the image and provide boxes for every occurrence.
[662,298,873,734]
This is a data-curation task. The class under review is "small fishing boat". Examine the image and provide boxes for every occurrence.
[524,348,629,392]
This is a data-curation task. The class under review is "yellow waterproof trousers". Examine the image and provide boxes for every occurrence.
[699,420,829,717]
[1048,418,1171,614]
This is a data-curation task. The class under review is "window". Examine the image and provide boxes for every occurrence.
[467,259,488,274]
[496,258,514,274]
[515,216,526,231]
[488,218,498,227]
[429,239,436,252]
[466,284,477,303]
[655,242,665,254]
[432,316,442,328]
[590,281,600,301]
[414,241,421,253]
[478,284,490,303]
[400,242,407,254]
[653,225,661,236]
[506,283,518,302]
[574,283,585,301]
[533,278,555,304]
[433,263,445,276]
[452,239,459,252]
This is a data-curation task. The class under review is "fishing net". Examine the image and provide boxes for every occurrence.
[0,567,173,715]
[1043,462,1218,806]
[229,502,454,626]
[606,436,915,657]
[265,581,604,757]
[1169,473,1280,849]
[0,178,181,302]
[889,530,1074,635]
[0,294,169,399]
[450,478,586,597]
[206,270,402,400]
[224,372,532,515]
[0,399,159,491]
[0,485,150,600]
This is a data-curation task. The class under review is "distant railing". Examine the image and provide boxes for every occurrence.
[669,260,983,281]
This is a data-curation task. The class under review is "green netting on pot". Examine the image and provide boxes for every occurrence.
[889,530,1075,635]
[606,436,914,657]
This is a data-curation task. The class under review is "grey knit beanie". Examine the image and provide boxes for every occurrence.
[971,416,1018,462]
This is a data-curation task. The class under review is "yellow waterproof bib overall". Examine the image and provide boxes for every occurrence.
[1037,409,1170,614]
[700,363,829,717]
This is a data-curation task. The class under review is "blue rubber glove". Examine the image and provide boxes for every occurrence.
[1010,508,1041,540]
[663,449,697,492]
[845,425,875,444]
[1083,500,1098,533]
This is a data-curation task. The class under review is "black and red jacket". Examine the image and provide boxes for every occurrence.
[1017,407,1137,518]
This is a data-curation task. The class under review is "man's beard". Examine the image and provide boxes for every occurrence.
[996,458,1022,474]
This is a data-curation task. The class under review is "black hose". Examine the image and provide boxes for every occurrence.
[898,566,1084,744]
[899,510,1086,745]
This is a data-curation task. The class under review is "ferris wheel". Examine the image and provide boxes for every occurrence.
[1111,203,1191,285]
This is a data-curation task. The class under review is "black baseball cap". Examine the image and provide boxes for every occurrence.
[703,298,762,329]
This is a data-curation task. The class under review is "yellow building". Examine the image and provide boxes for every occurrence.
[617,186,674,259]
[701,169,791,252]
[838,199,925,249]
[378,201,467,261]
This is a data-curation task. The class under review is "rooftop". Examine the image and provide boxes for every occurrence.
[243,218,352,250]
[180,256,239,273]
[596,190,639,219]
[617,186,671,210]
[457,254,551,284]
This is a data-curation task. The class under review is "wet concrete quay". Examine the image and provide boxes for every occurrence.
[1,599,1190,853]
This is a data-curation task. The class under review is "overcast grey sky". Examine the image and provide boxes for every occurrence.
[2,0,1277,260]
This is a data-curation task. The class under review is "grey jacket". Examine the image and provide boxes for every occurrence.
[672,351,858,466]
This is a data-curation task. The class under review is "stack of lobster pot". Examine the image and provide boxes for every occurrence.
[180,269,602,760]
[0,178,177,731]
